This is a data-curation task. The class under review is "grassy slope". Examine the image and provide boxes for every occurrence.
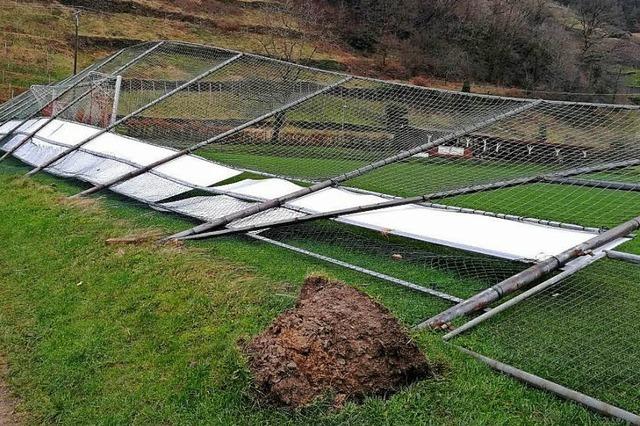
[1,0,600,104]
[0,0,355,102]
[0,158,613,424]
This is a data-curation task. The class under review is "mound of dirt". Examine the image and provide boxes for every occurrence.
[246,275,432,408]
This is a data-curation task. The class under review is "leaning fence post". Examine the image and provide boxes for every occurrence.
[418,215,640,330]
[0,46,133,144]
[166,99,544,241]
[176,157,640,241]
[68,75,353,199]
[1,42,164,163]
[441,249,611,340]
[0,75,114,163]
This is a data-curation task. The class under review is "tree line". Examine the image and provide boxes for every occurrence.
[315,0,640,96]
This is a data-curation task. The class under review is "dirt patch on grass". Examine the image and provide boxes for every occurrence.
[0,357,23,425]
[246,275,432,409]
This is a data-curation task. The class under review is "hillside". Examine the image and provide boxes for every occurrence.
[1,0,639,103]
[0,0,359,102]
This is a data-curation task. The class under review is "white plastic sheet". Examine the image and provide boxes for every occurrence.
[210,177,598,261]
[2,118,242,201]
[2,118,600,261]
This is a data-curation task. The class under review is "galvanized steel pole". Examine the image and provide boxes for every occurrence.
[0,46,135,147]
[178,158,640,240]
[453,345,640,425]
[441,250,609,340]
[69,75,353,198]
[419,215,640,330]
[167,99,544,240]
[0,76,114,163]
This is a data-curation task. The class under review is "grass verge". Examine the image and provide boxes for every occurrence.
[0,158,616,424]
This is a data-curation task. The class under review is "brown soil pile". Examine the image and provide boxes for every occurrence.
[246,275,432,408]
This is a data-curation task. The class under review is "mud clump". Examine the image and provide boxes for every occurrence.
[246,275,432,408]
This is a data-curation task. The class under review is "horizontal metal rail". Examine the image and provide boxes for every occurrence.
[441,249,612,340]
[544,176,640,192]
[167,99,544,240]
[69,75,354,198]
[0,95,35,122]
[171,39,640,109]
[249,233,465,304]
[420,215,640,329]
[606,250,640,265]
[177,158,639,241]
[0,90,31,116]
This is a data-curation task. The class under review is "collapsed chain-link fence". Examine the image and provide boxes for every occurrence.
[452,257,640,416]
[1,40,639,421]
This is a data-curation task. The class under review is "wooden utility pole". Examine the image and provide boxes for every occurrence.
[73,10,80,75]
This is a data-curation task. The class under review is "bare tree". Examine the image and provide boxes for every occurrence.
[571,0,621,58]
[254,1,335,144]
[256,0,333,64]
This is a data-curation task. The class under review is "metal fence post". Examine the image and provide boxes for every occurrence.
[0,47,135,143]
[110,75,122,126]
[420,215,640,329]
[0,75,114,162]
[177,158,640,241]
[167,99,543,240]
[68,75,353,198]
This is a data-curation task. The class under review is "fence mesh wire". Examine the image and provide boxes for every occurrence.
[453,258,640,415]
[0,72,119,169]
[258,220,526,300]
[30,72,118,128]
[1,39,640,418]
[1,40,636,292]
[116,53,343,150]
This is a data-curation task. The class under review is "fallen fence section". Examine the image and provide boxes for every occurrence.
[447,257,640,421]
[454,346,640,425]
[420,215,640,329]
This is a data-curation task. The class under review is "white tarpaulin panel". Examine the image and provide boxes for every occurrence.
[112,174,192,203]
[211,177,598,261]
[161,195,304,226]
[2,118,600,262]
[0,119,40,136]
[339,206,595,262]
[215,178,304,200]
[1,118,242,200]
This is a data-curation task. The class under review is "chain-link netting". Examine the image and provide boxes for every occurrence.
[0,39,639,299]
[452,257,640,415]
[0,72,120,168]
[0,49,121,124]
[0,90,32,119]
[195,79,528,181]
[2,41,640,420]
[259,220,526,300]
[31,72,118,128]
[116,53,343,149]
[0,89,39,122]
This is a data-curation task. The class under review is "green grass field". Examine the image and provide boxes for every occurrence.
[0,157,623,424]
